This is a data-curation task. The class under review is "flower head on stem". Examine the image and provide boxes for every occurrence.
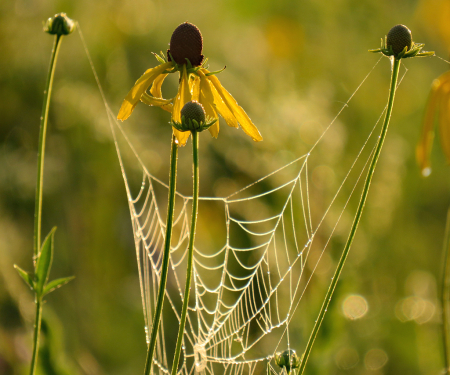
[369,24,434,60]
[117,22,262,145]
[44,13,75,36]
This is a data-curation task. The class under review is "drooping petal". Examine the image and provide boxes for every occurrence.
[197,72,219,138]
[150,72,168,98]
[140,93,173,107]
[117,62,173,121]
[439,81,450,165]
[172,65,192,145]
[150,72,172,113]
[416,73,448,175]
[207,73,263,142]
[191,75,201,102]
[198,70,236,130]
[208,122,220,138]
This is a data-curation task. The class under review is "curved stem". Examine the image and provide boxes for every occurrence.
[144,136,178,375]
[34,34,63,257]
[441,207,450,374]
[29,299,42,375]
[298,58,401,374]
[171,131,199,375]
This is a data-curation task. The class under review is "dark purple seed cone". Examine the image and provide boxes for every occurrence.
[181,101,206,125]
[167,22,204,66]
[387,24,413,55]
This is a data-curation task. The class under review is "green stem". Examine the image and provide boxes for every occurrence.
[171,131,199,375]
[29,299,42,375]
[29,34,63,375]
[441,207,450,374]
[298,58,401,374]
[34,34,63,257]
[144,136,178,375]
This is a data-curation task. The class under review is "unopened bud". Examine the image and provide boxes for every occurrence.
[44,13,75,36]
[172,101,216,133]
[386,24,412,56]
[275,349,301,372]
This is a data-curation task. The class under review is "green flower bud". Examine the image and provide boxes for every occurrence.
[44,13,75,36]
[181,101,206,130]
[386,24,412,56]
[172,101,217,133]
[275,349,301,372]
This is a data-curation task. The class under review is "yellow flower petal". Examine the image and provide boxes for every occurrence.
[172,65,191,124]
[207,73,263,142]
[208,122,220,138]
[150,73,168,98]
[117,62,173,121]
[173,128,191,146]
[439,82,450,165]
[198,70,236,130]
[171,65,192,146]
[416,71,450,175]
[150,72,172,113]
[191,75,201,102]
[140,93,173,107]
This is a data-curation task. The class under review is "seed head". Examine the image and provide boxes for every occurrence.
[181,101,206,130]
[44,13,75,35]
[386,24,413,56]
[167,22,204,66]
[275,349,301,371]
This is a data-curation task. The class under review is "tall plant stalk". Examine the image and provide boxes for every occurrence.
[171,131,199,375]
[16,15,77,375]
[298,58,401,374]
[442,207,450,374]
[30,34,62,375]
[144,136,179,375]
[34,33,62,256]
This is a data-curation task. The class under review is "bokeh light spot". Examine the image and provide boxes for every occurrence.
[335,346,359,370]
[364,348,388,370]
[342,294,368,320]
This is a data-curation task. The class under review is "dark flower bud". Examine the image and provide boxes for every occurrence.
[44,13,75,35]
[167,22,204,66]
[275,349,301,372]
[386,24,412,56]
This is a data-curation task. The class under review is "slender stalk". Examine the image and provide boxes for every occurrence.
[34,34,63,257]
[144,136,178,375]
[29,299,42,375]
[29,34,63,375]
[298,58,401,374]
[171,131,199,375]
[441,207,450,374]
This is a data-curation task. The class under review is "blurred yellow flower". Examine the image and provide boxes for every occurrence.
[416,71,450,176]
[117,22,262,146]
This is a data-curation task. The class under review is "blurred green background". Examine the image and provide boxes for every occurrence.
[2,0,450,374]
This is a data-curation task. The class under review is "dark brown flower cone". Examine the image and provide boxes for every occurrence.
[387,24,413,55]
[167,22,204,66]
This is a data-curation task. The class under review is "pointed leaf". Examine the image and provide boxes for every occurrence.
[35,227,57,296]
[43,276,75,296]
[14,265,35,291]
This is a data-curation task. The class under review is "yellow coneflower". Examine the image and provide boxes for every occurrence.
[117,22,262,145]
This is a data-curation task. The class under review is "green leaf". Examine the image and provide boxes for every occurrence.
[14,265,35,291]
[35,227,57,296]
[43,276,75,296]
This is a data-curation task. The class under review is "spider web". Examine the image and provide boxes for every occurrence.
[104,60,401,375]
[80,27,405,374]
